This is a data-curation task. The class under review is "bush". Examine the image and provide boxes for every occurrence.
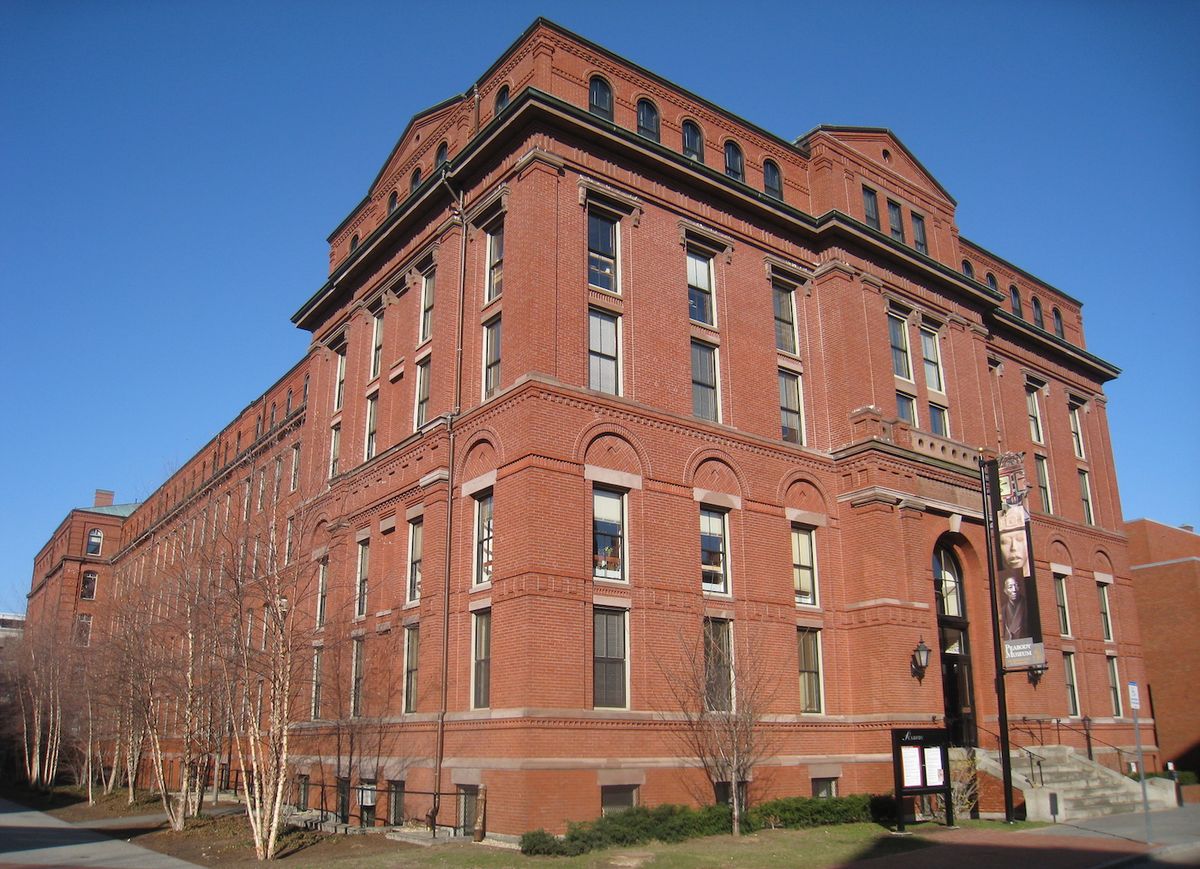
[744,794,872,831]
[1127,770,1198,786]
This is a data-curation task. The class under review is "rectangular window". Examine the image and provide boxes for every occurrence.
[797,627,822,713]
[474,492,494,585]
[862,186,880,230]
[889,314,911,379]
[703,617,732,711]
[588,211,618,292]
[1098,582,1113,641]
[297,774,310,811]
[407,519,423,603]
[687,248,715,325]
[473,610,491,709]
[912,213,928,254]
[316,560,327,628]
[351,637,364,717]
[414,358,430,429]
[1035,455,1053,514]
[329,424,341,477]
[1079,470,1094,525]
[1107,656,1122,716]
[75,613,92,646]
[779,370,805,445]
[700,508,729,594]
[601,785,637,816]
[486,220,504,301]
[1026,385,1044,444]
[920,328,943,392]
[404,625,419,713]
[691,341,719,422]
[588,308,620,395]
[284,518,294,565]
[243,478,251,520]
[80,571,97,600]
[355,539,370,618]
[257,469,266,512]
[370,309,384,379]
[419,270,435,343]
[929,404,950,438]
[1064,651,1079,717]
[812,778,838,799]
[1054,574,1071,636]
[334,346,346,411]
[896,392,917,427]
[888,200,905,242]
[593,607,627,708]
[388,781,405,826]
[792,526,817,606]
[483,318,502,399]
[773,280,797,354]
[310,647,323,719]
[364,394,378,460]
[291,442,301,491]
[592,489,625,581]
[1069,400,1086,459]
[359,780,376,828]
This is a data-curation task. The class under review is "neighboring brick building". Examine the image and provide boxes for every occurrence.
[1125,519,1200,775]
[26,19,1150,836]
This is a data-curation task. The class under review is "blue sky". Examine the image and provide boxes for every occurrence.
[2,0,1197,612]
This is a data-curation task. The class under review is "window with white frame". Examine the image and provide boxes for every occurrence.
[588,210,618,293]
[601,785,637,816]
[407,518,423,603]
[364,393,378,460]
[588,308,620,395]
[920,327,943,392]
[1069,399,1086,459]
[888,313,911,379]
[773,279,797,354]
[700,507,729,594]
[687,247,715,325]
[291,442,301,490]
[888,199,905,243]
[1035,455,1053,514]
[912,213,928,254]
[691,341,719,422]
[929,403,949,438]
[1026,383,1044,444]
[482,318,501,399]
[351,636,364,717]
[285,518,294,565]
[474,492,494,585]
[792,526,817,606]
[75,614,92,647]
[414,358,430,429]
[419,269,435,344]
[1054,574,1071,635]
[593,607,627,708]
[370,309,384,379]
[486,219,504,302]
[797,627,822,713]
[333,344,347,412]
[592,488,625,581]
[310,647,323,718]
[473,609,491,708]
[896,392,917,427]
[1079,470,1094,525]
[1107,656,1122,716]
[257,469,266,511]
[862,186,880,231]
[779,370,805,445]
[86,528,103,556]
[703,617,732,711]
[355,539,369,618]
[329,424,341,477]
[316,560,327,628]
[80,571,98,600]
[1097,581,1113,641]
[1064,651,1079,716]
[404,625,419,713]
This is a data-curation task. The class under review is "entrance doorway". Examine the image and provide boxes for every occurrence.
[933,546,977,746]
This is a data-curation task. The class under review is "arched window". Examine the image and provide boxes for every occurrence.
[723,141,744,182]
[588,76,613,121]
[302,374,310,404]
[494,85,509,113]
[285,388,293,415]
[435,142,448,166]
[1010,285,1023,318]
[350,234,359,252]
[86,528,103,556]
[636,99,659,142]
[763,159,782,199]
[1032,296,1044,330]
[387,190,398,214]
[961,260,974,279]
[933,546,964,619]
[410,167,422,192]
[682,121,704,162]
[985,272,997,292]
[1052,307,1064,339]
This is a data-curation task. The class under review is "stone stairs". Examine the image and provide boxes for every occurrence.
[976,744,1176,822]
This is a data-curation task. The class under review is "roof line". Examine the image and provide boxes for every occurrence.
[796,124,956,205]
[960,235,1083,306]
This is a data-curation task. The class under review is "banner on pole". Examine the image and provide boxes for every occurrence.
[985,454,1045,671]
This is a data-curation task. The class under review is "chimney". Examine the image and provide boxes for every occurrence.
[1182,524,1196,534]
[94,489,114,508]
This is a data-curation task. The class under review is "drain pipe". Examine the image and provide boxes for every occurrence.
[430,164,467,834]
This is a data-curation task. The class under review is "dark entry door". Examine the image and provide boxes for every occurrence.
[941,651,977,746]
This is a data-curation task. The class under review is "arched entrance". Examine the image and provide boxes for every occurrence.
[933,545,977,746]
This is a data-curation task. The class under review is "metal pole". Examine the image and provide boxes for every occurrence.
[981,458,1015,822]
[1132,701,1152,844]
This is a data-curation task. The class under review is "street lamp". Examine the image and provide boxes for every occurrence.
[911,637,932,682]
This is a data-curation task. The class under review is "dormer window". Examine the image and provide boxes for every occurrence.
[588,76,613,121]
[86,528,103,556]
[636,99,660,142]
[436,142,448,166]
[1010,285,1023,318]
[387,190,399,214]
[411,167,422,192]
[494,85,510,113]
[724,141,744,182]
[350,234,359,252]
[682,121,704,162]
[763,160,782,199]
[986,273,998,292]
[1052,307,1065,339]
[1032,296,1045,330]
[961,260,974,279]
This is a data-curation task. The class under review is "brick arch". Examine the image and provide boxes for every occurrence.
[933,531,986,583]
[777,470,832,515]
[456,427,503,479]
[573,420,650,477]
[684,448,746,498]
[1045,536,1073,567]
[1093,548,1114,575]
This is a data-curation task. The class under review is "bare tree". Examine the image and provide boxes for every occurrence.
[660,617,782,836]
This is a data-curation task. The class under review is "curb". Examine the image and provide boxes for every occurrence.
[1091,840,1200,868]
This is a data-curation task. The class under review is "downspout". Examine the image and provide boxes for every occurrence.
[431,163,467,832]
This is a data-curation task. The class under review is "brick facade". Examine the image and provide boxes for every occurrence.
[26,19,1151,836]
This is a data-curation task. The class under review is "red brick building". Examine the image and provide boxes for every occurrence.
[1125,519,1200,775]
[27,19,1151,836]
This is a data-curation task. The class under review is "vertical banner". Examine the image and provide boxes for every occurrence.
[985,453,1045,671]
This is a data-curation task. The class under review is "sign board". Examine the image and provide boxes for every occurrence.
[985,455,1046,671]
[1128,681,1140,711]
[891,728,953,832]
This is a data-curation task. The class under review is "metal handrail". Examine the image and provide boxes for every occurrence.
[1047,716,1131,771]
[976,723,1046,786]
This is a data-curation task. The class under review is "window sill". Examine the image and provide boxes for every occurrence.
[702,587,731,598]
[471,581,492,593]
[594,576,629,586]
[404,599,420,610]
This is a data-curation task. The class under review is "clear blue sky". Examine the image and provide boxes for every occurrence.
[2,0,1197,612]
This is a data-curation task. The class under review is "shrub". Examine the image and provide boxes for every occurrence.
[1127,770,1198,786]
[744,795,873,832]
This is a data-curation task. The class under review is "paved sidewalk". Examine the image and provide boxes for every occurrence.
[0,797,201,868]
